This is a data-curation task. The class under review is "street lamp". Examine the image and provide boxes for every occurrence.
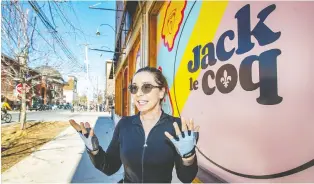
[96,23,116,36]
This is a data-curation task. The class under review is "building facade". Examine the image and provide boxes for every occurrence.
[1,54,40,108]
[1,54,65,108]
[113,1,160,118]
[104,60,115,111]
[112,1,314,182]
[63,75,78,104]
[35,66,65,105]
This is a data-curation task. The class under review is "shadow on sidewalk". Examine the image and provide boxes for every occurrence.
[70,116,124,183]
[68,116,225,183]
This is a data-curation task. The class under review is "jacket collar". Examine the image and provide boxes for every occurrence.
[132,109,169,126]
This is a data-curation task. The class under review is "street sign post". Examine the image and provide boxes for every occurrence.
[16,83,31,94]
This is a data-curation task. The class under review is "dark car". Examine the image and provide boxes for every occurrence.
[29,104,41,111]
[64,103,72,110]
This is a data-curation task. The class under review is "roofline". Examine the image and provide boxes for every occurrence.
[1,53,40,75]
[1,53,16,62]
[68,75,77,80]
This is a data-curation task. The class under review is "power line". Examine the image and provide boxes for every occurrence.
[68,1,88,43]
[10,3,63,60]
[28,1,83,72]
[3,1,84,74]
[48,1,57,29]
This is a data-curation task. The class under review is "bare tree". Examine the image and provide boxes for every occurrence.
[2,1,86,129]
[1,1,39,129]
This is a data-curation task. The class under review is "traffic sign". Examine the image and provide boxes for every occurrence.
[16,83,31,94]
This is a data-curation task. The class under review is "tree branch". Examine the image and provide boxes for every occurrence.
[25,74,42,82]
[30,16,37,51]
[1,56,19,77]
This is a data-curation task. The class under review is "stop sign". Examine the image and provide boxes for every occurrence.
[16,83,30,94]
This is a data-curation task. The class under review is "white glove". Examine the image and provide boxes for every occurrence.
[77,128,100,151]
[164,118,200,158]
[69,120,100,151]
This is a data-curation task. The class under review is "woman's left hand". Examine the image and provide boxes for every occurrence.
[164,118,200,159]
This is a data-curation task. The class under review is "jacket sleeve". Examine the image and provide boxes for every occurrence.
[174,148,198,183]
[87,119,123,176]
[173,117,198,183]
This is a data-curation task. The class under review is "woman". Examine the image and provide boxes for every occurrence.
[69,66,200,183]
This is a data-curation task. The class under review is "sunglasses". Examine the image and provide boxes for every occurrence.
[128,83,161,94]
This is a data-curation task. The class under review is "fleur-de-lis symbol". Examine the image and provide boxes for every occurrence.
[220,70,232,88]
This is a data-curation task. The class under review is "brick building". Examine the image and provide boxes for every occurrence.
[1,54,40,108]
[1,54,66,108]
[34,66,66,105]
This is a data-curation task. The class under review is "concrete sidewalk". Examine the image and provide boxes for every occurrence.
[1,114,124,183]
[1,113,183,183]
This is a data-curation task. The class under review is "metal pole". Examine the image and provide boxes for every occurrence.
[97,77,99,112]
[89,7,124,12]
[83,44,90,112]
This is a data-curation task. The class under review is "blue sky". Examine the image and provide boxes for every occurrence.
[2,1,116,97]
[63,1,116,97]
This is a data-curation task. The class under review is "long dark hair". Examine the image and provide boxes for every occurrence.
[133,66,168,104]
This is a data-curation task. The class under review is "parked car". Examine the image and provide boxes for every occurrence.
[29,104,41,111]
[64,103,72,110]
[52,105,58,110]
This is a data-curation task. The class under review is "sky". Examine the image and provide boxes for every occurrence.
[63,1,116,98]
[2,1,117,99]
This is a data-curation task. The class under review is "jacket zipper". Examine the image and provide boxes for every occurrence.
[141,136,147,183]
[140,123,161,183]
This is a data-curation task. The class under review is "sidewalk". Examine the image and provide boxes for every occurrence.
[1,113,184,183]
[1,114,124,183]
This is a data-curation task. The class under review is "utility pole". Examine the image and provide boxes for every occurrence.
[85,45,89,80]
[96,76,99,112]
[80,43,90,111]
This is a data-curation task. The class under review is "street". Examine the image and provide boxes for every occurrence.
[2,110,102,125]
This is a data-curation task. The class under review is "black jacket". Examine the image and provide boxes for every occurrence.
[87,111,198,183]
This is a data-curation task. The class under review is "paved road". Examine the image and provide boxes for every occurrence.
[1,110,107,125]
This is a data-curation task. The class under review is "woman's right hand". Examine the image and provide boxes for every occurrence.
[69,119,100,155]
